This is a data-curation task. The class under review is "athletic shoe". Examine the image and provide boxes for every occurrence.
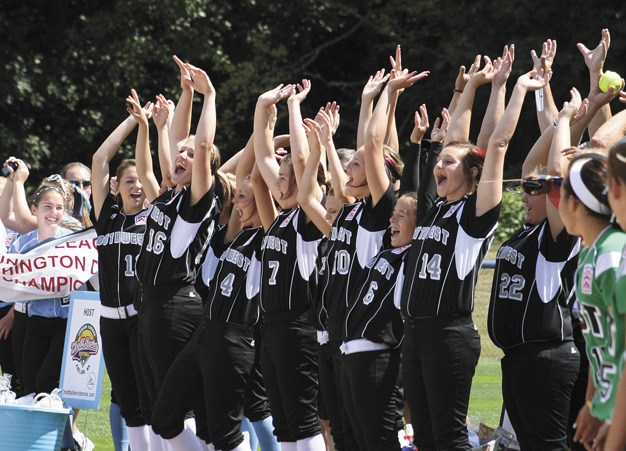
[73,430,95,451]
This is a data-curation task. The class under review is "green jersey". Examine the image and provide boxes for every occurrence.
[615,244,626,375]
[576,226,626,421]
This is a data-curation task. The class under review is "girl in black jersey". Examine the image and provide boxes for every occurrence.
[134,63,222,446]
[398,58,550,450]
[487,90,584,450]
[251,83,327,450]
[299,68,428,451]
[91,104,157,450]
[152,135,266,451]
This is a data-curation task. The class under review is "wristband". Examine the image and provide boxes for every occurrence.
[454,89,463,93]
[586,400,592,409]
[552,118,558,127]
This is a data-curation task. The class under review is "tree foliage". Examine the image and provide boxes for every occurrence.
[1,0,624,182]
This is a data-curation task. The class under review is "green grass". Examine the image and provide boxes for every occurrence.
[76,245,506,449]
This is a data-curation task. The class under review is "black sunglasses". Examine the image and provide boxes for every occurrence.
[70,180,92,188]
[521,176,563,195]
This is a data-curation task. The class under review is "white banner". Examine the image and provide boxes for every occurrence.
[60,291,104,409]
[0,228,98,302]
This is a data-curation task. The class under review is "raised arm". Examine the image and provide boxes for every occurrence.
[384,45,403,152]
[152,94,174,189]
[445,56,494,145]
[287,79,312,186]
[530,39,559,132]
[126,90,160,203]
[297,119,332,236]
[7,159,37,233]
[169,55,195,163]
[357,69,389,149]
[546,88,584,238]
[578,29,612,137]
[476,45,515,149]
[0,169,19,231]
[91,111,137,220]
[250,162,277,232]
[184,63,216,206]
[253,84,293,203]
[365,68,429,205]
[448,54,481,117]
[478,68,550,216]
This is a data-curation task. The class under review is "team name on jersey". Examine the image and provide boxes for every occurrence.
[413,225,450,245]
[220,248,251,271]
[96,231,144,247]
[261,236,288,254]
[330,226,353,244]
[495,245,526,269]
[147,205,172,230]
[366,257,395,280]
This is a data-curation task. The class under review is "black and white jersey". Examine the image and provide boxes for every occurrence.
[400,193,500,318]
[321,185,396,338]
[308,237,330,331]
[344,244,409,348]
[197,225,264,327]
[488,220,579,350]
[94,194,148,308]
[259,207,322,314]
[136,185,220,287]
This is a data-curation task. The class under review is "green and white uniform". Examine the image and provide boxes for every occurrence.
[576,226,626,420]
[616,244,626,378]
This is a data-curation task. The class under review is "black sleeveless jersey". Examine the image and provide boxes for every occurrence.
[344,244,409,348]
[94,194,148,309]
[400,193,500,318]
[136,185,220,287]
[197,225,264,327]
[321,185,396,339]
[488,220,579,350]
[258,207,322,314]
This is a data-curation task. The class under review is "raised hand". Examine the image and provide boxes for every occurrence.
[493,45,515,87]
[182,63,215,96]
[559,87,583,121]
[126,89,150,127]
[268,104,278,132]
[362,69,390,100]
[387,69,429,92]
[577,29,610,75]
[410,104,429,144]
[531,39,557,73]
[620,91,626,104]
[517,68,552,91]
[173,55,193,92]
[258,84,293,108]
[431,108,450,142]
[303,118,323,155]
[468,56,497,86]
[288,79,311,104]
[455,54,481,91]
[152,94,170,129]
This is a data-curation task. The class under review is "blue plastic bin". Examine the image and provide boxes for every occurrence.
[0,404,70,450]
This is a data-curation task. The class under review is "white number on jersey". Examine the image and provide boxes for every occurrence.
[220,273,235,297]
[580,304,604,339]
[332,250,350,276]
[124,254,135,277]
[418,253,441,280]
[498,273,526,301]
[267,260,280,285]
[590,347,618,403]
[145,229,166,255]
[362,281,379,305]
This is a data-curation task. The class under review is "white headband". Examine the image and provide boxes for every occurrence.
[569,158,611,215]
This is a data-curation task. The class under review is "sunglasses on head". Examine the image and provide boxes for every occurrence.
[70,180,92,188]
[521,175,563,195]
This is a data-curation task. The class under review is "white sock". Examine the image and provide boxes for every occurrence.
[201,440,216,451]
[281,442,298,451]
[166,427,204,451]
[296,433,326,451]
[405,423,414,437]
[150,427,165,451]
[184,417,197,434]
[127,425,150,450]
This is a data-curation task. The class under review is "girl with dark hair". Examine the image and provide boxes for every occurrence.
[558,152,626,448]
[398,54,548,450]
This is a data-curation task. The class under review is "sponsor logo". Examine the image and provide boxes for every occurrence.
[70,323,99,374]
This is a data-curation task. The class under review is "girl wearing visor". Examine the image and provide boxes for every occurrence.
[487,89,584,450]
